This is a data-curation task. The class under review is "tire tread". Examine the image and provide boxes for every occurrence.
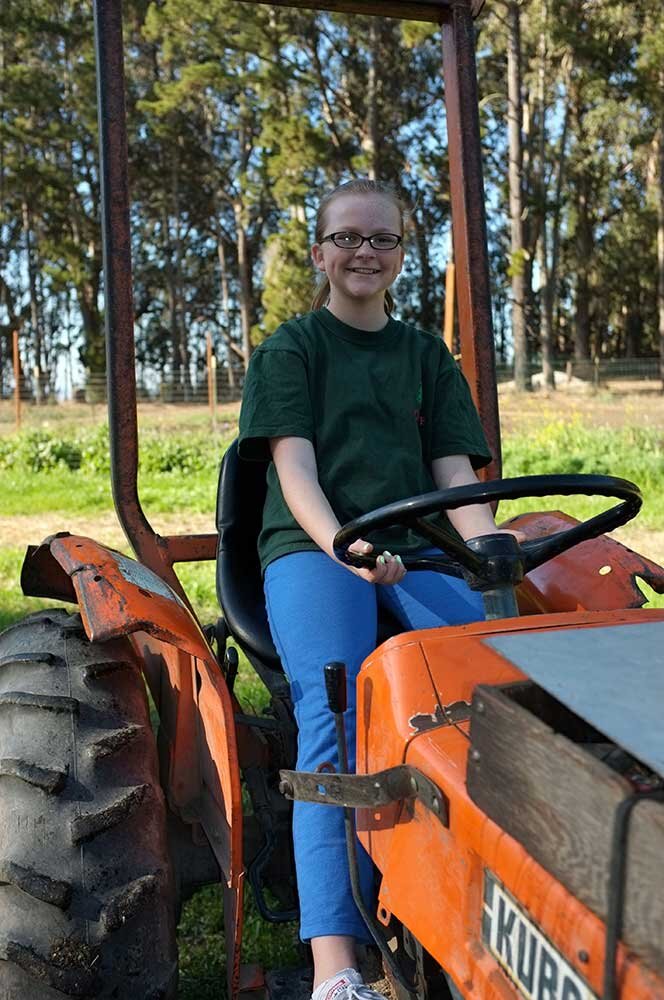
[0,611,177,999]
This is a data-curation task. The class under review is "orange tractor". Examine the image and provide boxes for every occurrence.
[1,2,664,999]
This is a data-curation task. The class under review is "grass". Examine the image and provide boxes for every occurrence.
[177,886,300,1000]
[1,409,663,994]
[0,547,61,630]
[500,419,664,530]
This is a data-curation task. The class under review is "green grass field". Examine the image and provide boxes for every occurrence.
[0,406,663,996]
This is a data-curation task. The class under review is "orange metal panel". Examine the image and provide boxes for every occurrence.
[49,535,211,655]
[355,639,443,851]
[196,654,244,885]
[395,726,664,1000]
[508,512,664,614]
[358,610,664,999]
[357,619,524,875]
[132,635,203,811]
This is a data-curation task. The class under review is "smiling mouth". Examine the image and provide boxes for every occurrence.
[348,267,381,274]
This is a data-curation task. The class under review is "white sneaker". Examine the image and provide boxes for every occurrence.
[311,967,387,1000]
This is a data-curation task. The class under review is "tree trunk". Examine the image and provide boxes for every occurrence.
[624,299,642,359]
[234,200,254,371]
[21,198,44,403]
[507,1,530,390]
[66,125,104,377]
[161,160,188,398]
[361,18,379,180]
[548,93,569,357]
[170,158,189,400]
[161,199,180,393]
[574,173,593,360]
[0,31,6,392]
[658,121,664,391]
[175,245,188,401]
[570,75,593,364]
[216,233,238,389]
[412,209,434,331]
[536,0,555,390]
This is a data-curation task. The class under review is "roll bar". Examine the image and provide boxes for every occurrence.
[92,0,499,589]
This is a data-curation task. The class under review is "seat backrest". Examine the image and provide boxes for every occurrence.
[216,440,282,670]
[216,440,404,673]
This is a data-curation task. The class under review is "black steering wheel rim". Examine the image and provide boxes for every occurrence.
[333,473,642,582]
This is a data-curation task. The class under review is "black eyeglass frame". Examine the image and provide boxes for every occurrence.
[320,231,403,251]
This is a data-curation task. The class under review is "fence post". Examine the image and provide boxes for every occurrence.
[13,330,21,431]
[207,334,217,433]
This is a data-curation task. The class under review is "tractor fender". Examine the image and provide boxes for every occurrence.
[21,532,210,656]
[20,533,245,967]
[507,511,664,613]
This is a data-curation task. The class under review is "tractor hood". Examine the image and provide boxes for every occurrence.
[484,620,664,777]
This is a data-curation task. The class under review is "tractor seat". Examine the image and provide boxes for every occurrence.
[216,439,282,671]
[216,439,404,673]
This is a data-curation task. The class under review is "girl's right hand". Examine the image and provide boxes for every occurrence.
[345,539,407,585]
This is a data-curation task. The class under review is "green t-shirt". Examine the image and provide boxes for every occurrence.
[238,308,491,572]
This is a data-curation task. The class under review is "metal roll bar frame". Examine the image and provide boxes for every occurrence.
[92,0,498,600]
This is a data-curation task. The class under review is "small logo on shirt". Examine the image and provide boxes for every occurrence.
[414,382,424,426]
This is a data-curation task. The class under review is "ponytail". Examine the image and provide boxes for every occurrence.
[311,277,331,312]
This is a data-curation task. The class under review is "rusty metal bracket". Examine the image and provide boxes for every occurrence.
[279,765,449,826]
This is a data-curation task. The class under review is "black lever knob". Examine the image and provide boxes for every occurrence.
[324,661,347,715]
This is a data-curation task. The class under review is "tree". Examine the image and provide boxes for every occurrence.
[505,1,530,390]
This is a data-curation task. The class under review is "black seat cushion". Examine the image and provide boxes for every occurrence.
[215,440,404,673]
[216,440,282,670]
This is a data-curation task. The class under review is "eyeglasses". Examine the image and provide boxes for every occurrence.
[320,231,402,251]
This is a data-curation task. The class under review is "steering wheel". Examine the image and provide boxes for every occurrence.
[333,474,642,587]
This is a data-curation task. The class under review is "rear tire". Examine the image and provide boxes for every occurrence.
[0,609,177,999]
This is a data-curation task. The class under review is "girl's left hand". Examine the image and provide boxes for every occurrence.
[346,540,407,585]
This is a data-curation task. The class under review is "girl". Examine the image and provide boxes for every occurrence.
[239,179,511,1000]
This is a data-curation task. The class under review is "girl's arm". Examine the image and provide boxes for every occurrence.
[432,454,522,540]
[270,436,405,584]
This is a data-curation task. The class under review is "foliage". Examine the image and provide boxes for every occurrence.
[0,425,232,475]
[502,418,664,528]
[1,417,663,531]
[3,0,664,398]
[503,419,664,486]
[0,425,235,516]
[0,430,82,472]
[253,219,313,344]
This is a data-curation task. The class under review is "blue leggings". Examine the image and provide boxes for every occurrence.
[264,550,485,942]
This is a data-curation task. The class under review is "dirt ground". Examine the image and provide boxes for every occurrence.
[0,510,216,551]
[2,511,661,568]
[498,381,664,433]
[2,379,662,437]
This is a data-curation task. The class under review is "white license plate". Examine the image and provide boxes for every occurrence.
[482,870,598,1000]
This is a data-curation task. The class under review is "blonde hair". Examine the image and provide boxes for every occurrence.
[311,179,406,314]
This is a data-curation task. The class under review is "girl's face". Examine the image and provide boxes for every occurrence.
[311,194,404,308]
